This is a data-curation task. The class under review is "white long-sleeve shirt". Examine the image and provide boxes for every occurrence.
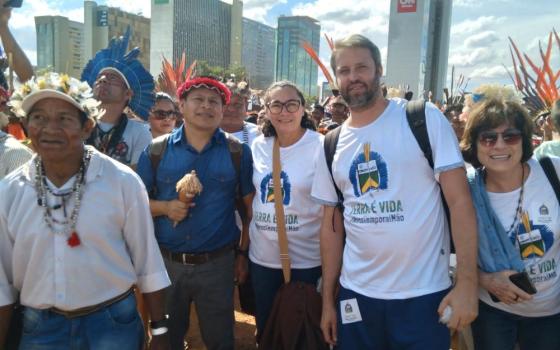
[0,148,170,310]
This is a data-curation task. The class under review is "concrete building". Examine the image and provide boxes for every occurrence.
[35,16,84,78]
[385,0,452,101]
[242,18,276,90]
[275,16,320,97]
[84,1,151,69]
[150,0,243,77]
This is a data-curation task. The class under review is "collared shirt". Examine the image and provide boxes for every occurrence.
[0,131,33,180]
[136,127,254,253]
[0,147,170,310]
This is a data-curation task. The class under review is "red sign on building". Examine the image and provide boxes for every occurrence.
[397,0,417,13]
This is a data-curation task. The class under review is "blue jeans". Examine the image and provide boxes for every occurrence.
[471,301,560,350]
[336,286,450,350]
[249,261,321,338]
[18,292,144,350]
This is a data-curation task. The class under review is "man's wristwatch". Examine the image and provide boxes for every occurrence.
[150,314,169,336]
[236,247,249,258]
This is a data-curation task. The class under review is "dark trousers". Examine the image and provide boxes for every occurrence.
[164,251,235,350]
[471,301,560,350]
[336,286,450,350]
[249,260,321,337]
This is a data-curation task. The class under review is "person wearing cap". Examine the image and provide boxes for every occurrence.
[0,73,171,349]
[220,81,259,146]
[81,28,154,169]
[136,76,255,350]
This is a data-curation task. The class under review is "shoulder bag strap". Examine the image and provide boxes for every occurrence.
[273,138,291,283]
[538,156,560,204]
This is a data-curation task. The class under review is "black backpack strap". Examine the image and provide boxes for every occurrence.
[324,125,344,208]
[147,134,170,197]
[148,134,170,174]
[225,133,243,197]
[406,100,455,252]
[406,99,433,169]
[538,156,560,204]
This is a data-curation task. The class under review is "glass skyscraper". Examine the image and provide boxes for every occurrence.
[275,16,320,97]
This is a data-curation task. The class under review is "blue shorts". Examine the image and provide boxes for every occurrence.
[336,286,450,350]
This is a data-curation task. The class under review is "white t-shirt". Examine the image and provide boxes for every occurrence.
[479,157,560,317]
[311,98,464,299]
[97,119,152,166]
[250,130,324,269]
[231,122,259,148]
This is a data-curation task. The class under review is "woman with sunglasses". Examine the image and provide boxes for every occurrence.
[460,94,560,350]
[248,81,322,340]
[148,92,180,138]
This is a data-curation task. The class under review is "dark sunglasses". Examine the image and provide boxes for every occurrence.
[152,110,179,120]
[478,129,522,147]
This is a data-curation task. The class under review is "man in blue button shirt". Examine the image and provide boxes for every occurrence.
[137,77,254,350]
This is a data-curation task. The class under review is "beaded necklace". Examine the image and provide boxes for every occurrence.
[34,147,93,247]
[242,123,249,144]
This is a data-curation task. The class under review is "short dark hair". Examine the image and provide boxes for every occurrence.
[261,81,316,136]
[330,34,382,76]
[460,98,533,168]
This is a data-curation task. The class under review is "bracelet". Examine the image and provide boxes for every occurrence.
[150,326,168,336]
[149,314,169,329]
[236,248,249,258]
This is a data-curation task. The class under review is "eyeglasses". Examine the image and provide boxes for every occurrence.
[266,100,301,114]
[152,110,179,120]
[478,129,522,147]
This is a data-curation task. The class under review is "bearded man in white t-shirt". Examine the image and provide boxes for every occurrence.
[311,34,479,350]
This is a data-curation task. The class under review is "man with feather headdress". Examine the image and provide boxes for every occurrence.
[81,27,154,169]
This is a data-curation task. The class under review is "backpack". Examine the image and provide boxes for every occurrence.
[324,100,438,208]
[147,132,243,196]
[537,155,560,203]
[324,100,454,248]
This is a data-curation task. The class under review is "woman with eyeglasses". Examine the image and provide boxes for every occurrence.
[148,92,180,138]
[460,93,560,350]
[248,81,322,340]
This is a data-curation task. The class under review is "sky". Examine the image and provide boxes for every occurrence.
[7,0,560,92]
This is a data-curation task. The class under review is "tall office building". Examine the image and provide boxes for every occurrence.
[35,16,84,78]
[275,16,320,97]
[150,0,243,77]
[84,1,151,69]
[385,0,452,101]
[242,18,276,90]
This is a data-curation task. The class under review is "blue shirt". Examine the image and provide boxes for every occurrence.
[136,127,254,253]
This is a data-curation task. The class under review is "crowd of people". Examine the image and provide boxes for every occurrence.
[0,2,559,350]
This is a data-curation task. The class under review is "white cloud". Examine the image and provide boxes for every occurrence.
[469,65,509,79]
[451,16,505,36]
[104,0,150,17]
[449,47,494,67]
[464,31,500,49]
